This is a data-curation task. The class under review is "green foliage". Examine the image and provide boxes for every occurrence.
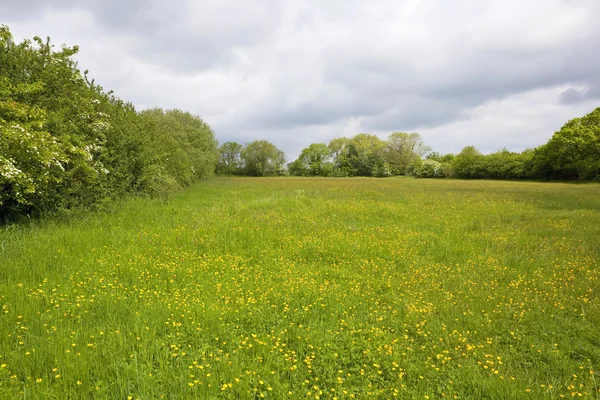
[0,78,66,212]
[532,107,600,180]
[346,133,387,176]
[240,140,286,176]
[427,152,456,164]
[0,25,217,221]
[482,149,534,180]
[386,132,431,175]
[288,143,333,176]
[323,133,430,177]
[328,137,354,176]
[415,159,449,178]
[452,146,485,178]
[451,147,536,180]
[446,108,600,182]
[216,141,243,175]
[136,108,217,193]
[0,26,108,216]
[301,106,600,182]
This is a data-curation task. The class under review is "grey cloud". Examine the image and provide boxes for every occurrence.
[559,88,587,103]
[319,37,600,130]
[587,86,600,99]
[248,93,384,129]
[362,101,471,132]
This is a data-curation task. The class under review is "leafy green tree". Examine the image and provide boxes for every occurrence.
[452,146,484,178]
[94,97,150,196]
[287,159,305,176]
[347,133,386,176]
[241,140,286,176]
[289,143,333,176]
[482,149,534,180]
[136,108,217,194]
[165,109,218,181]
[328,137,353,176]
[386,132,431,175]
[217,141,243,175]
[532,107,600,180]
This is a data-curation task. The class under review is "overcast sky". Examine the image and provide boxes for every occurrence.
[2,0,599,159]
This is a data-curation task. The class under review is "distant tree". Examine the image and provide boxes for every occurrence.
[273,149,287,176]
[328,137,353,176]
[241,140,286,176]
[386,132,431,175]
[424,152,454,177]
[347,133,387,176]
[217,141,243,175]
[452,146,484,178]
[532,107,600,180]
[287,159,304,176]
[289,143,333,176]
[482,148,534,180]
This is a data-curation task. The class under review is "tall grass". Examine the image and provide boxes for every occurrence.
[1,177,599,399]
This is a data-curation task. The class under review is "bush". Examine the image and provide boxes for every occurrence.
[415,159,448,178]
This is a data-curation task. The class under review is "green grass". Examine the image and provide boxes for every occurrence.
[1,177,599,399]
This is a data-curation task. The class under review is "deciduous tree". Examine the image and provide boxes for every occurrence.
[241,140,286,176]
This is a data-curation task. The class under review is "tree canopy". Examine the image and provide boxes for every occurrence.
[216,141,243,175]
[288,143,333,177]
[532,107,600,180]
[290,133,431,177]
[240,140,286,177]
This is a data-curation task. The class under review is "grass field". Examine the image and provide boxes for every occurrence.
[1,177,599,399]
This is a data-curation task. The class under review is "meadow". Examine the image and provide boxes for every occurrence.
[0,177,599,399]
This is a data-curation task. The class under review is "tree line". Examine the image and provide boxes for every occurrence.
[217,110,600,181]
[0,26,217,221]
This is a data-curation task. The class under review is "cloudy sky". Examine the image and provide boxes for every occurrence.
[2,0,599,159]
